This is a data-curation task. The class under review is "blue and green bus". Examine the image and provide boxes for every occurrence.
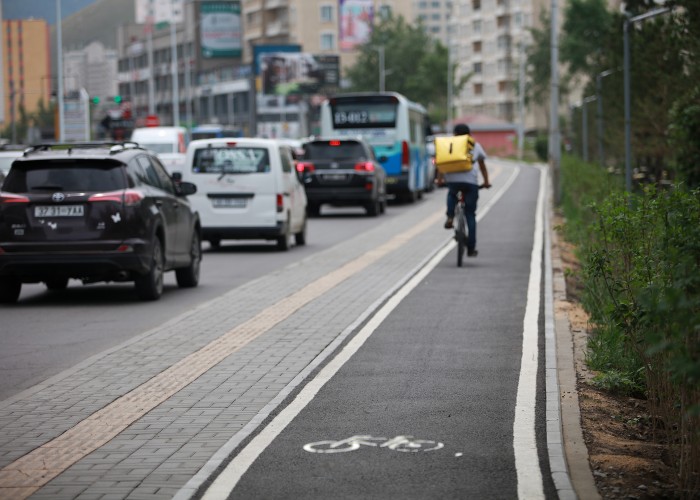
[320,92,429,202]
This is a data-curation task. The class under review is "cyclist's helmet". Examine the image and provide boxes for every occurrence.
[453,123,470,135]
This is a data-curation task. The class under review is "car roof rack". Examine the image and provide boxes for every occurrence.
[23,142,143,156]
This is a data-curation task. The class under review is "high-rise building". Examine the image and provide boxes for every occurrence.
[1,19,52,131]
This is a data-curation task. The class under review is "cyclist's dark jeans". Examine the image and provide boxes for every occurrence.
[446,182,479,251]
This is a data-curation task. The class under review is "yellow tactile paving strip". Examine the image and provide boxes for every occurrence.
[0,209,444,500]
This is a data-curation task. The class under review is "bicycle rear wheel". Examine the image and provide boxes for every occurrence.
[455,206,466,267]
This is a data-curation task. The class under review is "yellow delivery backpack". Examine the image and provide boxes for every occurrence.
[434,134,475,173]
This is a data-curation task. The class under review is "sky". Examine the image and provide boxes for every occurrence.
[2,0,98,25]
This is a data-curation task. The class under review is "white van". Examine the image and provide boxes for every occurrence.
[179,137,307,250]
[131,126,187,174]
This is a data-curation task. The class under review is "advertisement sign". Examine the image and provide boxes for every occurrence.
[339,0,373,51]
[259,53,339,97]
[200,1,242,58]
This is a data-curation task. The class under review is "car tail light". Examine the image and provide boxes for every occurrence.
[401,141,410,172]
[116,244,134,252]
[365,182,374,191]
[329,140,341,146]
[89,189,144,206]
[354,162,375,172]
[276,193,284,213]
[0,192,30,204]
[296,161,315,174]
[226,142,237,147]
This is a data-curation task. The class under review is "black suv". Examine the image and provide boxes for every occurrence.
[0,142,201,302]
[297,138,387,216]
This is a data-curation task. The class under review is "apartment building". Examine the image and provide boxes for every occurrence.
[452,0,549,129]
[1,19,52,130]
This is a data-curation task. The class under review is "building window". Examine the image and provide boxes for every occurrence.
[497,35,511,49]
[431,1,440,7]
[474,83,483,95]
[431,26,441,33]
[497,15,510,28]
[473,20,481,33]
[473,41,482,53]
[378,5,392,19]
[473,62,482,73]
[320,5,333,23]
[498,80,510,92]
[320,32,335,51]
[472,0,481,11]
[419,1,428,8]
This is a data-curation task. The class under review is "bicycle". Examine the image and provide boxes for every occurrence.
[453,185,486,267]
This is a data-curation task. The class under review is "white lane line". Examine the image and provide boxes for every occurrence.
[513,165,546,499]
[199,164,523,500]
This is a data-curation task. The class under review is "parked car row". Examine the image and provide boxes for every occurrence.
[0,133,399,303]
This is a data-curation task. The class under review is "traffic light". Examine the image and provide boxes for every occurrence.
[91,96,100,105]
[113,95,122,104]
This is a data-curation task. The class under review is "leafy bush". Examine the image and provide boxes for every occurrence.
[560,156,700,495]
[534,135,548,162]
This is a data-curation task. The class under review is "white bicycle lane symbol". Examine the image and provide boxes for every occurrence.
[303,435,444,454]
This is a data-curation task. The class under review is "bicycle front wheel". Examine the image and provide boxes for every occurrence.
[455,208,466,267]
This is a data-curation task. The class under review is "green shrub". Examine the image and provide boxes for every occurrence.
[534,135,548,162]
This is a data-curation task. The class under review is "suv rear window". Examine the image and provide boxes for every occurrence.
[3,160,127,193]
[192,147,270,174]
[304,141,368,161]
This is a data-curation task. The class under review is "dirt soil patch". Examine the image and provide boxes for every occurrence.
[554,216,679,499]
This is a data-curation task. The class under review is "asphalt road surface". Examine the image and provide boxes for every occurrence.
[0,160,562,499]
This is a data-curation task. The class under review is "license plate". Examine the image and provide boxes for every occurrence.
[212,198,246,208]
[323,174,347,181]
[34,205,84,217]
[386,177,398,184]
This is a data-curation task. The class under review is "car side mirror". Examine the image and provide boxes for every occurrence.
[177,181,197,196]
[378,155,388,163]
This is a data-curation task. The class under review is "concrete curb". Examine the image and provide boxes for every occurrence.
[547,177,601,500]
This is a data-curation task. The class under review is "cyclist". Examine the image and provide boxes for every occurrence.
[436,123,491,257]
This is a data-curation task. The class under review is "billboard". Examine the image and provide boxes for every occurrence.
[200,1,242,58]
[339,0,373,51]
[259,52,339,96]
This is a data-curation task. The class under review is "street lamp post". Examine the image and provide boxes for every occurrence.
[549,0,561,204]
[581,95,596,162]
[595,69,615,167]
[623,7,670,192]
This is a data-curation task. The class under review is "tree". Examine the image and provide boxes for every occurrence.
[344,14,463,124]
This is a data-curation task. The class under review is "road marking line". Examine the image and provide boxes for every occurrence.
[0,212,443,499]
[199,165,522,500]
[513,165,546,499]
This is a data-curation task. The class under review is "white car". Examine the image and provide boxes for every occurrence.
[130,126,187,174]
[0,147,26,188]
[178,137,307,250]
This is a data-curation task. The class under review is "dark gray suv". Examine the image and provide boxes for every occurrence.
[0,142,201,302]
[296,138,387,217]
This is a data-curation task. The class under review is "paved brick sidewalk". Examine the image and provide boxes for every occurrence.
[0,179,468,500]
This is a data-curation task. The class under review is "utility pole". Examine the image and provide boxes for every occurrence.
[56,0,65,141]
[170,21,180,126]
[595,69,615,167]
[518,42,526,162]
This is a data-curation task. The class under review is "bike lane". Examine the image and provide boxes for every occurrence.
[199,164,558,499]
